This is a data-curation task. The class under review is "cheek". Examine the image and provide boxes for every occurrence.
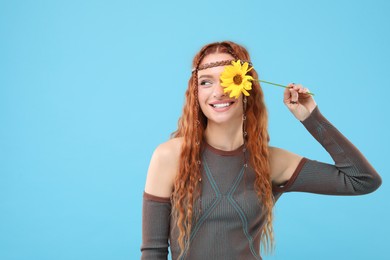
[197,88,211,115]
[197,87,210,103]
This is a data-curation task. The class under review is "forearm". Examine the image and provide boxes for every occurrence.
[141,192,171,259]
[279,106,382,195]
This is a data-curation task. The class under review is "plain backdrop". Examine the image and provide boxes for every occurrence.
[1,0,389,259]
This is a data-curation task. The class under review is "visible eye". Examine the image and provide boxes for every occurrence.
[199,80,212,86]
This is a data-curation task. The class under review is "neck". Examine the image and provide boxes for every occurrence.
[204,120,244,151]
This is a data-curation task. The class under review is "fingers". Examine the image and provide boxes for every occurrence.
[289,88,299,104]
[288,83,311,97]
[284,83,317,119]
[284,83,298,104]
[283,86,291,101]
[288,83,308,92]
[284,83,312,107]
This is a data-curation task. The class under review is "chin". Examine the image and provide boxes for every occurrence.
[206,114,242,125]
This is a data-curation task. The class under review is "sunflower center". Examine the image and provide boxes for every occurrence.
[233,74,243,85]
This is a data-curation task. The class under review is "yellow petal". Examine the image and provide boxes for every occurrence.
[233,60,241,70]
[225,66,235,73]
[221,80,233,86]
[230,89,239,99]
[242,62,248,72]
[221,79,232,84]
[221,73,233,79]
[245,75,254,81]
[224,85,234,92]
[242,88,250,96]
[221,81,232,87]
[244,81,252,90]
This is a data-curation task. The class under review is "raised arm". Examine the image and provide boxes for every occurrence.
[271,84,382,195]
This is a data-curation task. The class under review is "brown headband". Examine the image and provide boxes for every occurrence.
[192,59,253,73]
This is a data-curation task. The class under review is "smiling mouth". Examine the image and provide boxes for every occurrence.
[210,102,235,108]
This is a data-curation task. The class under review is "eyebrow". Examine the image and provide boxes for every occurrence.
[198,75,215,80]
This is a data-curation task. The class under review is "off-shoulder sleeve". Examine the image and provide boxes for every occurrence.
[141,192,171,259]
[273,106,382,195]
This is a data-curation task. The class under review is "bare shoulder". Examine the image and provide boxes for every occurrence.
[269,146,303,186]
[153,137,182,161]
[144,137,183,197]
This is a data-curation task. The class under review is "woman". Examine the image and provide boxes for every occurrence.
[141,41,382,259]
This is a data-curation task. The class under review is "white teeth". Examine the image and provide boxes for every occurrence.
[212,102,230,108]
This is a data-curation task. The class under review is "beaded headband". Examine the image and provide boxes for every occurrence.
[192,59,253,73]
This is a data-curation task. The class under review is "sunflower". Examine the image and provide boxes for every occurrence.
[220,60,254,99]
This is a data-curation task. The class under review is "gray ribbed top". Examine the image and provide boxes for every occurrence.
[141,106,381,259]
[169,143,286,260]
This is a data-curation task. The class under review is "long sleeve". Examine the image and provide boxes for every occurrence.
[274,106,382,195]
[141,192,171,259]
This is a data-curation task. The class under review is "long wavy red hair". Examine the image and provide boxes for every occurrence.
[171,41,274,256]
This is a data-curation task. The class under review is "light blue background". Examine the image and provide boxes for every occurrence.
[1,0,389,259]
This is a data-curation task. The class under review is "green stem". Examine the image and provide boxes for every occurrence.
[257,79,315,96]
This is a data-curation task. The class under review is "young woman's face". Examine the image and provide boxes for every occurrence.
[197,53,244,126]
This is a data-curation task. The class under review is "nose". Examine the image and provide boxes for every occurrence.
[213,81,227,98]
